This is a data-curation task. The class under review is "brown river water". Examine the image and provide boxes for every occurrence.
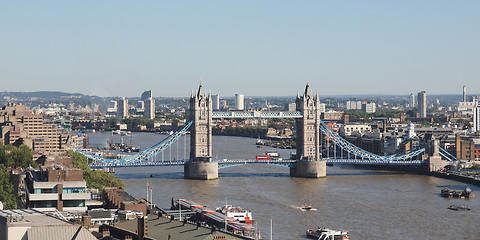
[90,132,480,239]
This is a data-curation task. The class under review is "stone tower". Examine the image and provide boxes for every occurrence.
[189,83,212,161]
[290,83,326,178]
[295,83,321,161]
[185,83,218,179]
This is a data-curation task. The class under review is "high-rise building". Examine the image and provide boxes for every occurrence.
[463,85,467,102]
[235,94,245,111]
[473,106,480,133]
[286,103,296,112]
[409,93,416,108]
[117,97,129,118]
[220,100,227,109]
[144,97,155,120]
[212,94,220,110]
[418,91,427,118]
[141,90,152,101]
[362,102,376,113]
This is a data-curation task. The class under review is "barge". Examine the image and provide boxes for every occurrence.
[441,187,475,199]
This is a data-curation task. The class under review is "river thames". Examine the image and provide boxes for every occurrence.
[90,132,480,239]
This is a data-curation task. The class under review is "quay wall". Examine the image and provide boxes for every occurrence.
[430,171,480,186]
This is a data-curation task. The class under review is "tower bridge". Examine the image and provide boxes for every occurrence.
[77,83,458,180]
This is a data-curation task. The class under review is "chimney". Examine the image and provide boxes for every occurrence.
[137,216,148,239]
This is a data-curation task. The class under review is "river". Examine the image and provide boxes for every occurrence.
[89,132,480,239]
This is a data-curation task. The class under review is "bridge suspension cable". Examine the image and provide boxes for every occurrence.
[318,119,426,162]
[76,121,193,164]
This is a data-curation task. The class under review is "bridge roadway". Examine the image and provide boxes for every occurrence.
[89,158,425,169]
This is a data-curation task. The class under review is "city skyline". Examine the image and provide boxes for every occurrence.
[1,1,479,97]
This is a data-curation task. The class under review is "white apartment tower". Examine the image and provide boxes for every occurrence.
[409,93,416,108]
[474,106,480,133]
[235,94,245,110]
[117,97,129,118]
[418,91,427,118]
[144,97,155,119]
[212,94,220,110]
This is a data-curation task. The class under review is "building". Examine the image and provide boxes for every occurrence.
[141,90,152,101]
[418,91,427,118]
[339,124,372,136]
[0,104,84,159]
[362,102,376,113]
[346,101,362,110]
[455,135,480,161]
[409,93,416,108]
[211,94,220,110]
[286,103,296,112]
[0,209,96,240]
[235,94,245,111]
[144,97,155,120]
[24,167,90,212]
[474,106,480,133]
[102,188,147,216]
[117,97,129,118]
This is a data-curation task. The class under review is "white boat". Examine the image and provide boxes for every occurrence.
[215,205,254,224]
[306,228,349,240]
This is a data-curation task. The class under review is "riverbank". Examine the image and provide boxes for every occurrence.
[430,171,480,187]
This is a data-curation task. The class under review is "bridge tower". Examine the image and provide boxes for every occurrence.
[184,83,218,180]
[427,138,449,172]
[290,83,326,178]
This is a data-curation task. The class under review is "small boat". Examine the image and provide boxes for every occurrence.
[448,205,471,211]
[306,228,349,240]
[301,204,317,212]
[255,138,264,145]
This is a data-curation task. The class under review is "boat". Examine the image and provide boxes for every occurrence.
[441,187,475,199]
[306,228,349,240]
[255,138,264,145]
[215,205,254,224]
[448,205,471,211]
[301,204,317,212]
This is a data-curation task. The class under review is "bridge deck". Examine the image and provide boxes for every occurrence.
[89,158,425,168]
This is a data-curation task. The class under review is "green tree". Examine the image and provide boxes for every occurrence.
[0,143,36,169]
[67,151,125,189]
[0,165,18,209]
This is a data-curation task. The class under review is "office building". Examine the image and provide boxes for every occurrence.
[212,94,220,110]
[0,104,84,159]
[463,85,467,102]
[117,97,129,118]
[25,167,90,212]
[418,91,427,118]
[144,97,155,119]
[220,99,227,109]
[235,94,245,111]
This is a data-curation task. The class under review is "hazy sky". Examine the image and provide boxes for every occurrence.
[1,1,479,97]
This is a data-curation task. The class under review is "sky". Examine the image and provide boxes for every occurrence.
[1,1,479,98]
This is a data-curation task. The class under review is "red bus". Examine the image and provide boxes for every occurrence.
[256,154,270,160]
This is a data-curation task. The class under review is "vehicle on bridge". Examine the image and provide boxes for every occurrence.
[256,154,271,160]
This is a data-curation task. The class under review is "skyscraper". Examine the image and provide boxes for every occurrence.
[117,97,129,118]
[418,91,427,118]
[409,93,416,108]
[141,90,152,101]
[463,85,467,102]
[144,97,155,119]
[212,94,220,110]
[473,106,480,133]
[235,94,245,110]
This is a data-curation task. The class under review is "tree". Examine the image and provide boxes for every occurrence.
[0,165,18,209]
[67,151,125,189]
